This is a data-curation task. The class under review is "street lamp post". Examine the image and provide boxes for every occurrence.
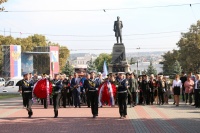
[136,47,140,76]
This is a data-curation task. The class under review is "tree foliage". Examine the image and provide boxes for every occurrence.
[62,61,74,76]
[94,53,112,72]
[0,0,7,11]
[87,59,97,73]
[0,35,70,75]
[173,60,182,75]
[59,46,70,71]
[162,20,200,74]
[147,61,157,76]
[161,50,180,75]
[0,0,7,4]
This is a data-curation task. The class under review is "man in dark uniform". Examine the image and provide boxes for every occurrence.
[86,71,98,118]
[52,73,62,118]
[117,72,128,118]
[84,73,91,108]
[20,72,34,118]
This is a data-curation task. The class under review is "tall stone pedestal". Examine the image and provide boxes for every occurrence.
[108,43,130,73]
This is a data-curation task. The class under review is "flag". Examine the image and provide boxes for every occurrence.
[102,60,108,79]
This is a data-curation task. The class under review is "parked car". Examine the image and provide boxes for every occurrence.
[0,77,6,87]
[0,77,22,94]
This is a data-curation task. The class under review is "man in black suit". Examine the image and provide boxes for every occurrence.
[71,72,81,108]
[141,75,149,105]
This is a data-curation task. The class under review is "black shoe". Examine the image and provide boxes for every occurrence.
[28,112,33,118]
[93,115,96,118]
[173,102,175,105]
[79,106,81,108]
[54,110,58,118]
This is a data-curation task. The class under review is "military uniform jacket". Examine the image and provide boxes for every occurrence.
[53,79,62,93]
[117,79,128,92]
[86,78,98,91]
[129,78,138,92]
[21,79,32,93]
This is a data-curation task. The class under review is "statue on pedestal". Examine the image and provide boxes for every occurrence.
[113,16,123,44]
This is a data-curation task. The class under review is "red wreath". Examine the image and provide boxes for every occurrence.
[33,79,53,99]
[98,82,117,106]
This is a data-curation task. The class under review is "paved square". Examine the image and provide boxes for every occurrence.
[0,97,200,133]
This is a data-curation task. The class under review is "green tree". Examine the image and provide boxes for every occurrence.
[0,34,70,75]
[94,53,112,72]
[161,50,180,75]
[147,61,157,76]
[62,61,74,76]
[59,46,70,71]
[162,20,200,74]
[173,60,182,75]
[176,21,200,72]
[141,69,147,75]
[87,59,97,73]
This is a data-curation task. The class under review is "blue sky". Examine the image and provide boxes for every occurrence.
[0,0,200,53]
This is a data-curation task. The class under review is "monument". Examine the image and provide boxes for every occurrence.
[108,16,130,73]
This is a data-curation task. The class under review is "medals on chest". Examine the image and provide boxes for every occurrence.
[89,80,95,87]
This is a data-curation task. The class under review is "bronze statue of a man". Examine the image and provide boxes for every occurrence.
[113,16,123,43]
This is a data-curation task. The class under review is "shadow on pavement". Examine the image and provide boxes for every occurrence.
[0,116,133,133]
[0,117,200,133]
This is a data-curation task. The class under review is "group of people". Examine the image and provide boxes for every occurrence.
[174,72,200,108]
[18,71,200,119]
